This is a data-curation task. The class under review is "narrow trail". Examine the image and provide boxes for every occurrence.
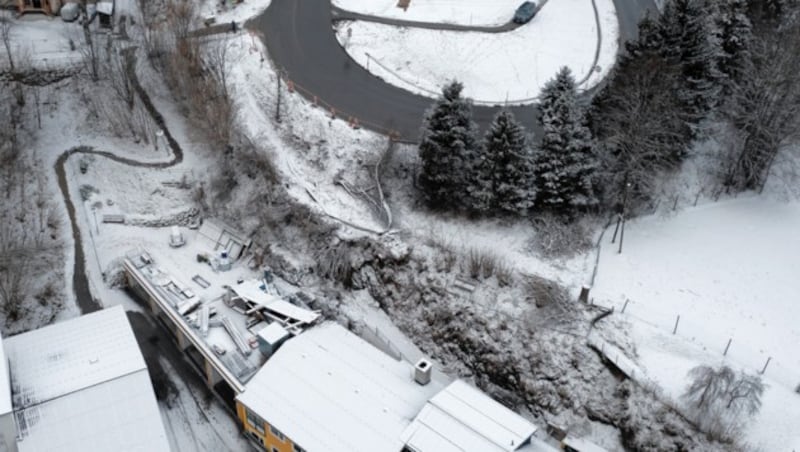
[331,5,523,33]
[55,51,184,314]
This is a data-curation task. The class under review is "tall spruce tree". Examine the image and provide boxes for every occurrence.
[624,13,664,59]
[482,110,536,215]
[418,81,478,209]
[716,0,753,89]
[535,67,598,213]
[658,0,725,122]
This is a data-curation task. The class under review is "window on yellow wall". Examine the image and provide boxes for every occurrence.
[270,424,286,441]
[293,445,306,452]
[246,410,265,434]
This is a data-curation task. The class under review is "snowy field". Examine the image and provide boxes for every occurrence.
[593,196,800,450]
[335,0,619,102]
[334,0,525,26]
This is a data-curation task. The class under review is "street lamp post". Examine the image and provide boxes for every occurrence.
[92,206,99,235]
[618,181,631,254]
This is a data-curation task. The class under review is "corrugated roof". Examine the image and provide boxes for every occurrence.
[402,380,537,452]
[237,322,443,452]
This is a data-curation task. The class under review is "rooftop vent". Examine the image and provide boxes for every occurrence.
[414,358,432,386]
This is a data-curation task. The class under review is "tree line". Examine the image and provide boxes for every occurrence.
[418,0,800,220]
[419,67,596,218]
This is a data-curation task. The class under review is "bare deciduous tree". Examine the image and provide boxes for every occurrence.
[682,364,765,441]
[204,38,233,101]
[722,22,800,192]
[0,10,14,72]
[591,55,690,211]
[105,41,136,110]
[684,364,736,410]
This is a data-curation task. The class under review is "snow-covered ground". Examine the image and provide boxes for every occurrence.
[198,0,273,23]
[222,24,597,291]
[0,15,83,70]
[335,0,618,103]
[593,196,800,450]
[334,0,525,26]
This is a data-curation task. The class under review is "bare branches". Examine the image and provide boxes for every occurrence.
[592,55,690,209]
[0,10,14,71]
[204,38,233,101]
[722,22,800,192]
[682,364,765,441]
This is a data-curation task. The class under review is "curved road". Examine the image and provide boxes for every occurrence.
[249,0,657,142]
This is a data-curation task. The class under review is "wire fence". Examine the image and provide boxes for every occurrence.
[597,296,798,391]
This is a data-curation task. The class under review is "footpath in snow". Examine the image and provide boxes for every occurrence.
[335,0,619,102]
[334,0,526,27]
[592,196,800,451]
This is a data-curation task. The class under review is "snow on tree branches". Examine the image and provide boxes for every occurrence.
[534,67,598,214]
[418,81,479,210]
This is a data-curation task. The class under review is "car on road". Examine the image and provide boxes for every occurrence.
[513,1,538,24]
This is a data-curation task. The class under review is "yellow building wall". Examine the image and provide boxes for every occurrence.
[236,401,297,452]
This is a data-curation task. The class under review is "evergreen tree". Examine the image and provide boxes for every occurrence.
[481,110,536,215]
[418,81,478,209]
[624,13,664,59]
[716,0,753,88]
[535,67,598,213]
[659,0,725,122]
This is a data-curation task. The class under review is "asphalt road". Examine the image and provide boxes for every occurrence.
[249,0,657,142]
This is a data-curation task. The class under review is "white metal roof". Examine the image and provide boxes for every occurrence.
[16,371,169,452]
[237,322,443,452]
[3,306,170,452]
[0,333,10,415]
[562,436,610,452]
[3,306,147,406]
[231,281,320,325]
[257,322,289,345]
[402,380,537,452]
[96,0,113,15]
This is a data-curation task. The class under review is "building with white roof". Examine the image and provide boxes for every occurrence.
[0,337,13,452]
[123,248,320,405]
[118,247,566,452]
[402,379,537,452]
[235,322,544,452]
[0,305,170,452]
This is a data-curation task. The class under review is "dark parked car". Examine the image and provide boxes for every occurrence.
[513,1,538,24]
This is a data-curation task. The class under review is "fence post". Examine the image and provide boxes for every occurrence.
[723,338,732,356]
[578,285,590,303]
[621,299,629,313]
[760,356,771,375]
[672,315,680,335]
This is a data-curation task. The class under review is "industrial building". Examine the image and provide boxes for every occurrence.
[0,306,170,452]
[121,240,560,452]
